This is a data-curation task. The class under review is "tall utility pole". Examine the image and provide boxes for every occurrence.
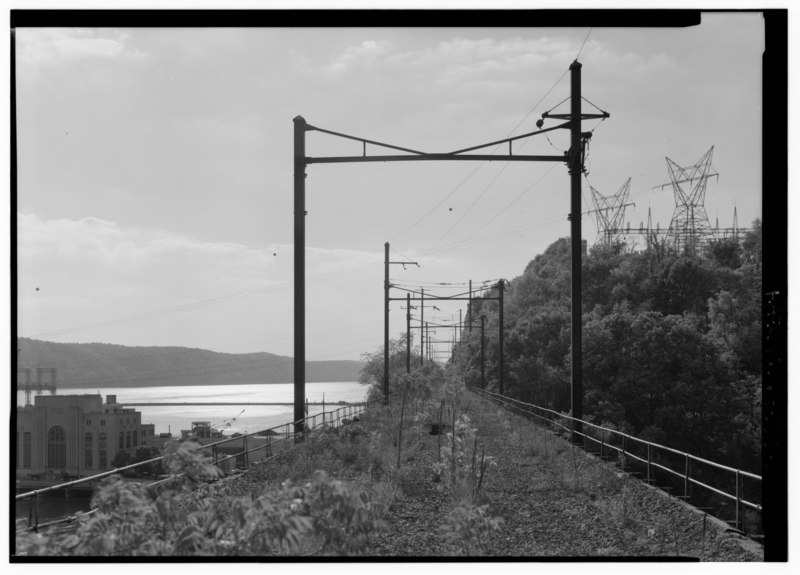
[468,280,472,333]
[480,314,486,388]
[384,242,389,403]
[540,60,601,442]
[293,60,607,441]
[384,242,418,403]
[293,116,307,434]
[406,293,411,374]
[498,280,505,396]
[568,61,584,443]
[420,289,424,367]
[425,322,430,362]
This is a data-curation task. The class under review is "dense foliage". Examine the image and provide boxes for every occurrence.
[451,222,762,475]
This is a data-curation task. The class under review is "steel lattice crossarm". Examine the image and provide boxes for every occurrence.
[588,177,634,245]
[657,146,719,255]
[302,122,570,165]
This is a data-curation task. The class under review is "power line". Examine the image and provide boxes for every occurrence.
[576,28,593,61]
[422,162,513,255]
[420,212,566,258]
[416,65,573,258]
[436,163,561,259]
[391,63,571,248]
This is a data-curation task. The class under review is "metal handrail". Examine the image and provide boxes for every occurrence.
[15,397,381,533]
[469,386,762,533]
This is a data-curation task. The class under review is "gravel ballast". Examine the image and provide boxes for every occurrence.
[232,389,763,560]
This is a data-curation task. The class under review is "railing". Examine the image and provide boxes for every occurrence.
[469,387,762,536]
[15,398,378,534]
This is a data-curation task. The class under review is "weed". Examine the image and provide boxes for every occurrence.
[432,411,496,504]
[15,442,388,557]
[441,501,503,556]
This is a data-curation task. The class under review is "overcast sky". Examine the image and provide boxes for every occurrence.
[14,13,765,362]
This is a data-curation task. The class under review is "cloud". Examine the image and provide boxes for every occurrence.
[17,213,284,297]
[15,214,390,356]
[388,36,570,83]
[15,28,147,70]
[326,39,392,73]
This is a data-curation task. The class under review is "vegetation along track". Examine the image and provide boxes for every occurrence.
[15,376,763,559]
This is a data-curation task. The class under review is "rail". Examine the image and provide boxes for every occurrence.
[469,386,762,535]
[15,395,390,534]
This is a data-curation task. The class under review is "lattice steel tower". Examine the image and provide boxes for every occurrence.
[589,177,634,245]
[661,146,719,255]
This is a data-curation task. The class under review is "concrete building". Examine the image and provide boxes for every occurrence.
[16,394,156,485]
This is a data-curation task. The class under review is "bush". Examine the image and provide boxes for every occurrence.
[15,441,388,557]
[442,501,503,556]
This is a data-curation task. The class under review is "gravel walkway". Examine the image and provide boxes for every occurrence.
[459,391,762,560]
[235,390,763,560]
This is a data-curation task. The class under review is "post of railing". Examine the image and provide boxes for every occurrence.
[212,444,218,466]
[266,435,272,458]
[243,435,249,468]
[28,492,39,532]
[735,469,741,532]
[684,454,689,498]
[646,443,652,484]
[600,430,605,459]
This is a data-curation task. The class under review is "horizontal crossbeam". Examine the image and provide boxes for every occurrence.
[389,296,498,302]
[306,153,565,165]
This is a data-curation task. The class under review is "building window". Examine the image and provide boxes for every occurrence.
[133,430,138,447]
[47,426,66,469]
[119,432,124,449]
[87,419,92,426]
[98,433,107,470]
[85,433,93,470]
[23,432,32,468]
[100,419,106,426]
[126,431,131,448]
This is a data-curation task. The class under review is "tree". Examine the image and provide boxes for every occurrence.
[449,233,761,472]
[110,445,163,477]
[651,256,719,317]
[740,218,762,266]
[583,308,736,458]
[704,238,742,269]
[358,334,427,402]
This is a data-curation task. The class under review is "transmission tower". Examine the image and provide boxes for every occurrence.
[588,177,634,245]
[661,146,719,256]
[17,367,57,406]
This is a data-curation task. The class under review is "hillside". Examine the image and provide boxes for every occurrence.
[450,227,763,476]
[16,338,364,388]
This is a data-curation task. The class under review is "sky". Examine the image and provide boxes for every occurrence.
[12,11,766,364]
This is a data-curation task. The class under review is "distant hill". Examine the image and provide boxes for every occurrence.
[16,338,365,389]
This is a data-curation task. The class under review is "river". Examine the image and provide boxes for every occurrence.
[17,381,367,436]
